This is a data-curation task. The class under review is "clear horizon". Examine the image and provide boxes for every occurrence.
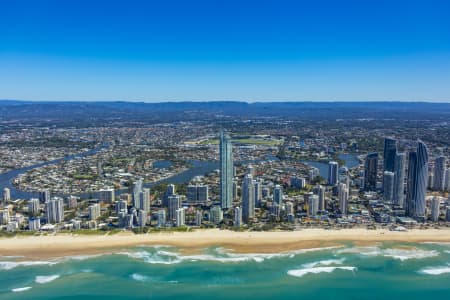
[1,0,450,102]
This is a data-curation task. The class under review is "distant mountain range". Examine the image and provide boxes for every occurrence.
[1,100,449,126]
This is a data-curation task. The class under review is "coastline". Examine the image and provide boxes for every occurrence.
[1,228,450,260]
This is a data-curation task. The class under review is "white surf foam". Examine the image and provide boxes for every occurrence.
[11,287,32,292]
[336,246,438,261]
[35,275,60,284]
[419,264,450,275]
[131,273,149,282]
[0,260,58,270]
[302,258,345,268]
[287,266,357,277]
[119,246,340,265]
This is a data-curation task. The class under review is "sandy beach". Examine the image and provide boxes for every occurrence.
[1,228,450,259]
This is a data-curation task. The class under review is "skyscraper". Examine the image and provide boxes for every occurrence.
[45,198,64,224]
[383,138,397,172]
[307,194,319,217]
[328,161,339,186]
[383,171,395,203]
[316,185,326,211]
[433,156,446,191]
[168,195,181,222]
[99,188,115,204]
[406,141,429,219]
[132,178,143,207]
[220,131,233,209]
[39,189,50,203]
[2,187,10,205]
[242,173,255,222]
[29,198,40,216]
[338,183,348,216]
[393,153,406,207]
[234,206,242,227]
[273,184,283,206]
[430,197,440,222]
[139,188,151,212]
[364,153,378,191]
[254,179,262,208]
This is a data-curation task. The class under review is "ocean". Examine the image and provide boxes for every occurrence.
[1,242,450,299]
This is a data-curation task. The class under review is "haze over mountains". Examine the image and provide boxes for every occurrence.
[1,100,450,126]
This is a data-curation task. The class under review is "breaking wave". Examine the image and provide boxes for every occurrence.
[336,246,439,261]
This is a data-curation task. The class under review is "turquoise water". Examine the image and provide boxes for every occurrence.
[1,242,450,299]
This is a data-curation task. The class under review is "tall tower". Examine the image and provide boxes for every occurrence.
[220,131,233,209]
[383,171,395,203]
[364,153,378,191]
[383,138,397,172]
[406,140,429,219]
[328,161,339,186]
[242,174,255,223]
[393,153,406,207]
[433,156,446,191]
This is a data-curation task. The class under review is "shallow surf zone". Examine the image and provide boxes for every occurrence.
[287,257,356,278]
[335,246,439,261]
[419,264,450,275]
[117,245,341,265]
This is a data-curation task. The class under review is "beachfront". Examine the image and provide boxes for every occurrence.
[2,228,450,259]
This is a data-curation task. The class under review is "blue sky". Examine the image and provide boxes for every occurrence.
[1,0,450,102]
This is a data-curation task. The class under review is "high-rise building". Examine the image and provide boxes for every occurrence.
[254,179,262,208]
[99,188,115,204]
[187,185,208,203]
[175,208,185,227]
[242,174,255,223]
[116,200,128,215]
[163,184,176,207]
[220,131,233,209]
[28,198,40,216]
[364,153,378,191]
[88,203,101,220]
[45,198,64,224]
[168,195,181,222]
[307,194,319,217]
[328,162,339,185]
[2,187,11,205]
[210,206,223,224]
[290,176,306,189]
[430,197,440,222]
[309,167,320,182]
[383,171,395,203]
[0,209,10,225]
[393,153,406,207]
[234,206,242,227]
[138,188,151,212]
[433,156,446,191]
[383,138,397,172]
[445,168,450,191]
[338,183,348,216]
[132,178,143,207]
[273,184,283,206]
[29,217,41,231]
[406,141,429,219]
[232,178,239,200]
[195,210,203,226]
[138,210,148,227]
[157,209,166,227]
[39,189,50,203]
[316,185,326,211]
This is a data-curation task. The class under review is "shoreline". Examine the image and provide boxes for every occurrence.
[1,228,450,260]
